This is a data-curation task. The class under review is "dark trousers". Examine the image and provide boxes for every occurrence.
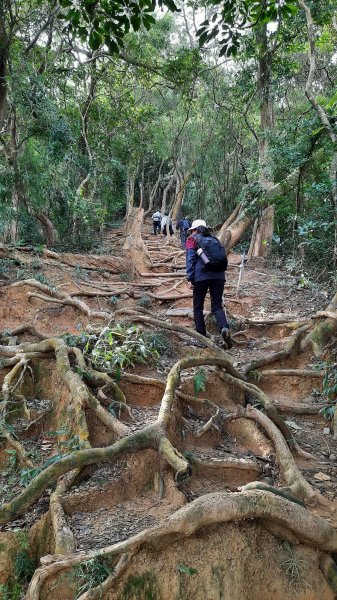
[153,221,161,235]
[180,230,188,248]
[163,224,174,236]
[193,279,228,336]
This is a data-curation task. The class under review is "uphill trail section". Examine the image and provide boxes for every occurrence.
[0,215,336,600]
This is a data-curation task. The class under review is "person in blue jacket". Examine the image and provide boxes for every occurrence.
[176,216,191,248]
[186,219,232,347]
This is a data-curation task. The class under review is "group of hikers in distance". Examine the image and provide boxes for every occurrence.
[151,211,232,349]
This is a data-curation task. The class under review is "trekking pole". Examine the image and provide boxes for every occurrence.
[235,251,246,299]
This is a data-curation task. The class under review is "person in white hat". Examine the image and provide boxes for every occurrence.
[185,220,232,348]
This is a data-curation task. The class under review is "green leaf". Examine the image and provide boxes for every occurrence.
[89,30,103,50]
[193,368,206,397]
[178,564,198,575]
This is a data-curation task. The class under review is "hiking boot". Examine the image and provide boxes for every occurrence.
[188,338,207,348]
[221,327,233,349]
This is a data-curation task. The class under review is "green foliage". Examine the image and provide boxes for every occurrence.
[74,558,112,599]
[193,368,206,397]
[178,564,198,575]
[0,533,36,600]
[280,541,307,590]
[84,324,161,374]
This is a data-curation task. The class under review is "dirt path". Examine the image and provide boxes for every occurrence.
[0,221,336,599]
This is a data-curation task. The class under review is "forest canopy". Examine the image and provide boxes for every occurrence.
[0,0,336,271]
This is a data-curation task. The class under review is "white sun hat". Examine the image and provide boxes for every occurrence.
[187,219,207,232]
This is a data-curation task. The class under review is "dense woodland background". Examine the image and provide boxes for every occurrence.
[0,0,336,275]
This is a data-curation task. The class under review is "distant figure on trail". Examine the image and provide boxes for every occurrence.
[176,216,191,248]
[186,219,232,348]
[161,213,174,237]
[151,210,162,235]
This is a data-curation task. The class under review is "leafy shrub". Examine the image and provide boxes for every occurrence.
[85,324,161,376]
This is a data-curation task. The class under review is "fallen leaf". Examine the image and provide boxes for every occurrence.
[314,472,331,481]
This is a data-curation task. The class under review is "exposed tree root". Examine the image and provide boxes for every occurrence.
[50,471,79,555]
[189,454,262,475]
[245,405,328,508]
[320,553,337,597]
[258,369,324,378]
[26,490,337,600]
[301,292,337,355]
[77,553,135,600]
[12,280,112,321]
[243,323,312,375]
[218,370,302,452]
[239,481,306,507]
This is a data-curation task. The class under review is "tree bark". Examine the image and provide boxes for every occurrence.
[35,212,58,247]
[248,205,274,258]
[0,12,8,130]
[123,207,152,273]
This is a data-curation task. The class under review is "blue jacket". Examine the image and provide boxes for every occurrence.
[186,234,225,283]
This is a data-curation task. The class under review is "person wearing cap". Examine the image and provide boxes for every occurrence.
[186,219,232,347]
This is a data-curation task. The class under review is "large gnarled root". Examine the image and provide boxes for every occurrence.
[301,292,337,355]
[218,370,304,453]
[246,405,329,509]
[27,490,337,600]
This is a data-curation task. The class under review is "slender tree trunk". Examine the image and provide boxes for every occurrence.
[0,14,7,129]
[171,166,195,220]
[248,205,274,258]
[144,160,164,216]
[160,171,175,215]
[250,24,275,258]
[298,0,337,267]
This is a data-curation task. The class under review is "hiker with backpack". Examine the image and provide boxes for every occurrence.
[151,210,162,235]
[176,217,191,248]
[186,219,232,348]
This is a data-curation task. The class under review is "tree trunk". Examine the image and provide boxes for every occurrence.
[123,207,152,273]
[144,160,164,216]
[218,203,241,235]
[218,210,252,252]
[0,13,8,129]
[248,24,275,259]
[160,171,176,215]
[35,212,58,247]
[126,174,136,220]
[248,205,274,258]
[171,169,194,221]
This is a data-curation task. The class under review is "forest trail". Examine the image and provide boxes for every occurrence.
[0,221,336,599]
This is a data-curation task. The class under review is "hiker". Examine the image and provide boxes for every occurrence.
[151,210,162,235]
[176,216,191,248]
[186,219,232,347]
[161,213,174,236]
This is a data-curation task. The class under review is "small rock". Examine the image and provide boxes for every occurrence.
[314,472,331,481]
[329,454,336,462]
[323,428,331,435]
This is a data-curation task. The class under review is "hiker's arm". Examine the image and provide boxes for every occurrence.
[186,237,197,283]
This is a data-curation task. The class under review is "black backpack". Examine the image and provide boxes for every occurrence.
[196,234,228,272]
